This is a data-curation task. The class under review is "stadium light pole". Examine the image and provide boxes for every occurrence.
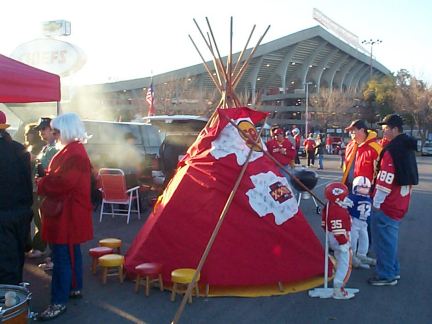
[304,81,313,137]
[361,39,382,80]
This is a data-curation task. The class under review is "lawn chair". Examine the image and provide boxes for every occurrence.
[98,168,141,224]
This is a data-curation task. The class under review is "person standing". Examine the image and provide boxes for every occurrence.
[322,182,355,299]
[292,128,301,165]
[342,119,382,189]
[315,134,325,170]
[325,134,332,154]
[0,111,33,284]
[303,133,316,167]
[37,113,94,320]
[266,127,296,178]
[27,117,59,260]
[368,114,418,286]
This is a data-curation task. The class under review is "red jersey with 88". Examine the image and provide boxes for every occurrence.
[374,151,412,220]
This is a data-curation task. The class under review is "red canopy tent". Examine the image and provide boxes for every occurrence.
[0,54,60,103]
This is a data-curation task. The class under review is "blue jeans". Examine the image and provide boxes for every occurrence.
[371,209,400,280]
[317,154,323,169]
[51,244,83,304]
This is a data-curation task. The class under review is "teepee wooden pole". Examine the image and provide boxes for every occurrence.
[224,115,326,206]
[232,24,255,79]
[233,25,271,88]
[171,118,268,324]
[188,35,223,92]
[205,17,230,85]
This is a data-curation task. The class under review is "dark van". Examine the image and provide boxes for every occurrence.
[82,120,161,175]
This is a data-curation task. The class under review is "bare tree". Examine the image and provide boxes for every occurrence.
[310,88,357,129]
[392,73,432,146]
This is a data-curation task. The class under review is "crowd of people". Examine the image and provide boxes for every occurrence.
[0,109,419,318]
[265,115,418,299]
[0,111,94,321]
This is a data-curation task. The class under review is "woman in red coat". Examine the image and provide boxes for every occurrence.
[37,112,93,321]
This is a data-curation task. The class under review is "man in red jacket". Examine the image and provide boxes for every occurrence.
[342,119,382,189]
[266,127,296,178]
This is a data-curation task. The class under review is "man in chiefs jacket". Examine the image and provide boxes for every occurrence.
[368,114,418,286]
[266,127,296,178]
[342,119,382,189]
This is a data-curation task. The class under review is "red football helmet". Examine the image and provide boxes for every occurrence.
[325,182,349,203]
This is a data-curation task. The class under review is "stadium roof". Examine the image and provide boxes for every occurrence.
[86,25,390,95]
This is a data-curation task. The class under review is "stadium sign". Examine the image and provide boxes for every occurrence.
[11,38,86,77]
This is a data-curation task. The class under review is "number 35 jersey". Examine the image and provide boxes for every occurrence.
[347,193,372,222]
[374,151,412,220]
[321,203,352,245]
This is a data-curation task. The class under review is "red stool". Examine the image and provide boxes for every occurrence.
[89,247,114,274]
[134,263,163,296]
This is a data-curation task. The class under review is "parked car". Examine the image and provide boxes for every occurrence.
[421,141,432,156]
[82,120,162,177]
[140,115,208,182]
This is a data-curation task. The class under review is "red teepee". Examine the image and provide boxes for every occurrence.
[125,107,325,288]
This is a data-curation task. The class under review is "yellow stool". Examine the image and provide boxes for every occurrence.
[99,238,122,254]
[98,254,124,284]
[171,268,200,303]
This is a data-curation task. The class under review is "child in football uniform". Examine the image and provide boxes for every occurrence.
[322,182,355,300]
[347,176,376,269]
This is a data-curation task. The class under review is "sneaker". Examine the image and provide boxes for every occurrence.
[394,275,401,280]
[368,277,398,286]
[27,249,44,259]
[69,290,83,299]
[332,287,355,300]
[358,255,377,266]
[37,304,67,321]
[38,257,54,271]
[352,256,370,269]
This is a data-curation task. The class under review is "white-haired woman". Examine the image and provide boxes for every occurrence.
[37,112,93,321]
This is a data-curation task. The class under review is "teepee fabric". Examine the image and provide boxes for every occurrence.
[125,107,325,287]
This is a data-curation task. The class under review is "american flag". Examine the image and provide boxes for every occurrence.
[146,83,155,116]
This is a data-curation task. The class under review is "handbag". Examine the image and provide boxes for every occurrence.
[40,196,64,218]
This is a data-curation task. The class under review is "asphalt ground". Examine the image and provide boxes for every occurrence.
[22,154,432,324]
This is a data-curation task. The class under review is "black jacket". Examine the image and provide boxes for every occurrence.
[0,131,33,210]
[378,133,418,186]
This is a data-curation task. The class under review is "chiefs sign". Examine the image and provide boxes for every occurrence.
[12,38,86,77]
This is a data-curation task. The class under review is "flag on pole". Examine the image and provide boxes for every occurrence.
[146,83,155,116]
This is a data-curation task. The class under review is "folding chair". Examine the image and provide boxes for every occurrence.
[98,168,141,224]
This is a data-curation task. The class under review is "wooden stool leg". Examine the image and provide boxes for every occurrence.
[91,258,98,274]
[278,281,284,292]
[171,283,177,301]
[102,267,108,284]
[188,285,193,304]
[195,284,199,298]
[158,274,164,291]
[145,276,150,296]
[135,275,141,293]
[119,265,124,283]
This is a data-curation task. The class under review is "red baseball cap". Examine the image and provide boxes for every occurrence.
[0,111,10,130]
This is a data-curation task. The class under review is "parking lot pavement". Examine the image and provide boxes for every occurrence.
[22,154,432,323]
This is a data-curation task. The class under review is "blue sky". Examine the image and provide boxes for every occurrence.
[2,0,431,85]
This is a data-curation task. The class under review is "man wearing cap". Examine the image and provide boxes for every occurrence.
[266,127,296,178]
[27,117,59,260]
[35,117,59,173]
[368,114,418,286]
[0,111,33,284]
[342,119,382,189]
